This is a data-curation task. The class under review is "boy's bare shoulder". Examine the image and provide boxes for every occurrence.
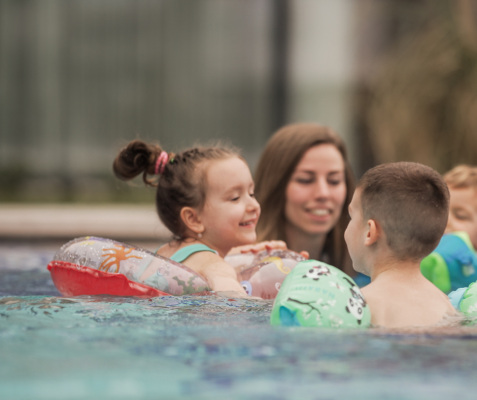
[360,281,391,304]
[361,277,455,328]
[359,284,376,301]
[360,283,388,321]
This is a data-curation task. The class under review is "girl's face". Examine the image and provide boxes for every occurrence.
[285,144,347,237]
[199,157,261,256]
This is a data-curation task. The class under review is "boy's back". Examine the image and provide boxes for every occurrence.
[345,162,456,328]
[361,268,455,328]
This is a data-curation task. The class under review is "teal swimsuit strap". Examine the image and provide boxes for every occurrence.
[169,244,218,263]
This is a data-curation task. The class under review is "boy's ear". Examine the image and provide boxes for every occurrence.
[180,207,204,235]
[364,219,379,246]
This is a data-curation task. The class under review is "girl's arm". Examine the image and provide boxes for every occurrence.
[227,240,309,259]
[183,252,247,295]
[227,240,287,255]
[204,260,248,294]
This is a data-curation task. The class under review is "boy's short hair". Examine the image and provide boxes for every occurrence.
[444,165,477,190]
[357,162,449,260]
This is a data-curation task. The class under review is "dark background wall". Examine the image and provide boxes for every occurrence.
[1,0,477,203]
[0,0,284,202]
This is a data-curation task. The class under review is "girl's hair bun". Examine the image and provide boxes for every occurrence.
[113,139,239,238]
[113,140,164,186]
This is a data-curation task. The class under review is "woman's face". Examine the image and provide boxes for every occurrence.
[285,144,347,237]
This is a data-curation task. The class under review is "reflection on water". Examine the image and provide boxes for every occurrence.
[2,245,477,400]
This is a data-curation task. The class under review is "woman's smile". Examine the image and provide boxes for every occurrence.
[285,144,346,236]
[303,206,335,226]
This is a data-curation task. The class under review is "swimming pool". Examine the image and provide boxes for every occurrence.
[2,243,477,400]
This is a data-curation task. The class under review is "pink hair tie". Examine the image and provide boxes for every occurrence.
[154,151,169,175]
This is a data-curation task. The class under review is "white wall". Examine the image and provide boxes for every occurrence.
[288,0,356,167]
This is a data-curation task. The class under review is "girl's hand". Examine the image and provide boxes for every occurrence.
[228,240,288,255]
[299,250,310,259]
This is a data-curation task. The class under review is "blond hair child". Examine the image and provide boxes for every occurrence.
[420,165,477,294]
[444,165,477,248]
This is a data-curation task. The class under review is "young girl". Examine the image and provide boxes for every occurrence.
[113,140,260,295]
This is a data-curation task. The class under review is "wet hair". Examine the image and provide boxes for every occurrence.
[444,165,477,190]
[357,162,449,261]
[254,123,355,275]
[113,140,239,238]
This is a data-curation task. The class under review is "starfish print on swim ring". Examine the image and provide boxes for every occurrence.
[99,245,142,273]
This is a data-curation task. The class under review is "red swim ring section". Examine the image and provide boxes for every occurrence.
[48,261,169,297]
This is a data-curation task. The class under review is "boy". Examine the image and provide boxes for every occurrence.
[444,165,477,250]
[345,162,455,328]
[420,165,477,293]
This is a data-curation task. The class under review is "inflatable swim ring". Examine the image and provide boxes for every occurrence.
[47,237,306,299]
[270,260,371,328]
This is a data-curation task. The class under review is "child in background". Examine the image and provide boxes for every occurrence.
[113,140,260,295]
[444,165,477,248]
[345,162,455,328]
[421,165,477,293]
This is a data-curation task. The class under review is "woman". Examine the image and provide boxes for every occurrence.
[254,123,355,276]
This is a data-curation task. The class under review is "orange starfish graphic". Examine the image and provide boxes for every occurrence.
[99,245,142,273]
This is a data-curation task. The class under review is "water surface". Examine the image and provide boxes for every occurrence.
[1,243,477,400]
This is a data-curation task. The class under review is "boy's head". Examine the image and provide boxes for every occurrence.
[345,162,449,272]
[444,165,477,249]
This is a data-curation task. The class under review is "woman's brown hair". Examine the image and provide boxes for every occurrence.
[255,123,355,275]
[113,140,238,239]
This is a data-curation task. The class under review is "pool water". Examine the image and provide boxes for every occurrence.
[2,244,477,400]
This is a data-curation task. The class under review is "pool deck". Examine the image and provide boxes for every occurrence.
[0,204,171,243]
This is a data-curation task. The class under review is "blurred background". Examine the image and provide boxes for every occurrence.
[1,0,477,241]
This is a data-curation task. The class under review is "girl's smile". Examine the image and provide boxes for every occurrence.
[198,157,261,256]
[239,218,258,227]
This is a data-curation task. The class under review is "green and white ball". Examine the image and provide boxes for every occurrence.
[270,260,371,328]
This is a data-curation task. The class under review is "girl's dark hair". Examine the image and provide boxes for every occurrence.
[113,140,238,238]
[255,123,355,275]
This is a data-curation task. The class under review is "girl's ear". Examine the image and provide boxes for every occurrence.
[180,207,204,235]
[364,219,379,246]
